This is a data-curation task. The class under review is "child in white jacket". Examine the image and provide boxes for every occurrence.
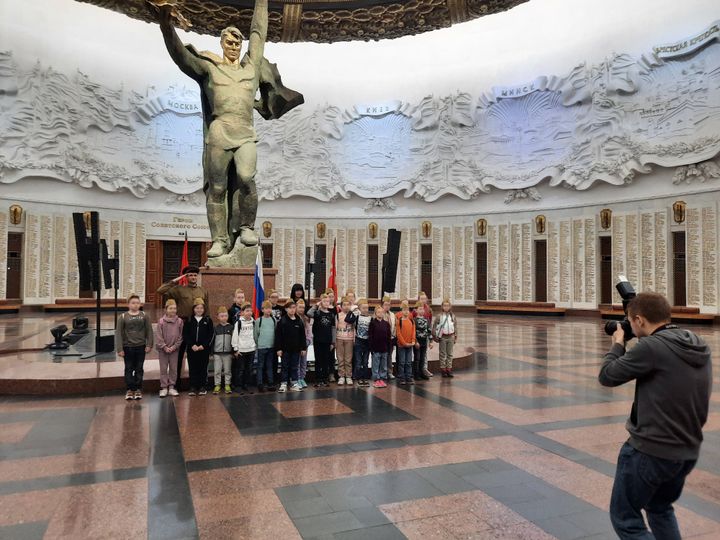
[231,303,256,394]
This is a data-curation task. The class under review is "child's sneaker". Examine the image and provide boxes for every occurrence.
[337,377,345,385]
[213,385,221,395]
[199,388,207,395]
[299,379,306,388]
[379,380,388,388]
[188,389,196,396]
[372,380,383,388]
[346,378,353,386]
[125,390,134,400]
[159,388,168,398]
[278,382,287,393]
[224,385,232,394]
[290,382,302,392]
[134,390,143,400]
[168,388,179,396]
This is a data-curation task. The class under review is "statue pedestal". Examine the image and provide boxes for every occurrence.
[200,267,277,313]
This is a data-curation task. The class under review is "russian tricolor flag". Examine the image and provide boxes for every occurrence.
[252,246,265,319]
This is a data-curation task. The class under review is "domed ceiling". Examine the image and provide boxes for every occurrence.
[75,0,529,43]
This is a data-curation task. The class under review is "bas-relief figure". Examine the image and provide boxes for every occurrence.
[149,0,303,266]
[1,21,720,203]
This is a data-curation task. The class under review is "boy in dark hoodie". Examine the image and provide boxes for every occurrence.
[599,292,712,539]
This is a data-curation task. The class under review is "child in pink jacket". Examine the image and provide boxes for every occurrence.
[155,299,184,397]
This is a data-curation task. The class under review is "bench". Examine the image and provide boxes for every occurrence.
[0,300,20,314]
[476,301,566,317]
[43,298,128,313]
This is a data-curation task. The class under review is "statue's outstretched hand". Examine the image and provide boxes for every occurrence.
[146,0,191,29]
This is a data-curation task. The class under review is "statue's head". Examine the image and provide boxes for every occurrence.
[220,26,244,62]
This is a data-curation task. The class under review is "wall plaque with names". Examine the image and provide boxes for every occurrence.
[453,226,464,300]
[612,215,626,304]
[442,227,452,301]
[487,225,498,301]
[584,217,596,304]
[625,214,639,287]
[464,226,474,301]
[701,206,717,306]
[510,223,521,301]
[572,219,583,303]
[0,212,7,299]
[547,220,559,303]
[498,224,509,301]
[640,213,655,292]
[654,211,668,298]
[558,220,571,303]
[686,208,701,306]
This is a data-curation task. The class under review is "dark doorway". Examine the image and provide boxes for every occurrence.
[672,231,686,306]
[599,236,613,304]
[367,244,379,300]
[261,243,273,268]
[534,239,547,302]
[313,244,327,296]
[162,240,205,283]
[476,242,487,301]
[6,232,22,299]
[420,244,432,299]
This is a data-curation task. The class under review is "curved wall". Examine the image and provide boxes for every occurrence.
[0,0,719,310]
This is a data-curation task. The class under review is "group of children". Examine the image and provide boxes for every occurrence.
[116,285,458,399]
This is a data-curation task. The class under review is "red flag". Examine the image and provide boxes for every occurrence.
[327,239,337,298]
[179,232,189,286]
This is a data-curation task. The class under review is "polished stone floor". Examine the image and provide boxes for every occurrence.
[0,315,718,539]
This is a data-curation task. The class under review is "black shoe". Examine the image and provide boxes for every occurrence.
[419,374,429,380]
[441,370,448,378]
[267,385,276,392]
[248,387,255,394]
[258,385,265,393]
[447,370,454,378]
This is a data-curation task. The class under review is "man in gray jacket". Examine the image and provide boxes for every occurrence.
[599,292,712,539]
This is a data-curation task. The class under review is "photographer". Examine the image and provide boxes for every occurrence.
[599,292,712,539]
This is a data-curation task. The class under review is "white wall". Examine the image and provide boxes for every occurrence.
[1,0,717,107]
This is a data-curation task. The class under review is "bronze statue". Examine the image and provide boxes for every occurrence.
[149,0,303,266]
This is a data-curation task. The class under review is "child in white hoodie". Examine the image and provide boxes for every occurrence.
[231,303,256,394]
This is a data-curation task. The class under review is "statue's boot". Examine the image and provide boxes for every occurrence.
[206,202,230,257]
[239,226,259,246]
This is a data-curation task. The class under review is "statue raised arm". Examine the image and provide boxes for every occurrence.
[148,0,303,266]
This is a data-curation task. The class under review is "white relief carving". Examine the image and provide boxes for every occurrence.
[165,193,203,206]
[504,188,542,204]
[363,198,397,213]
[672,158,720,185]
[1,22,720,202]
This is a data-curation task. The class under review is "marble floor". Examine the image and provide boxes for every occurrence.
[0,315,718,539]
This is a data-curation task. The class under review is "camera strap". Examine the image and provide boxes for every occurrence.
[651,323,678,335]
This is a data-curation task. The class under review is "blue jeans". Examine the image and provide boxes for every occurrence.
[256,348,275,387]
[371,352,388,381]
[397,346,414,381]
[610,442,696,539]
[280,351,300,384]
[353,339,370,380]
